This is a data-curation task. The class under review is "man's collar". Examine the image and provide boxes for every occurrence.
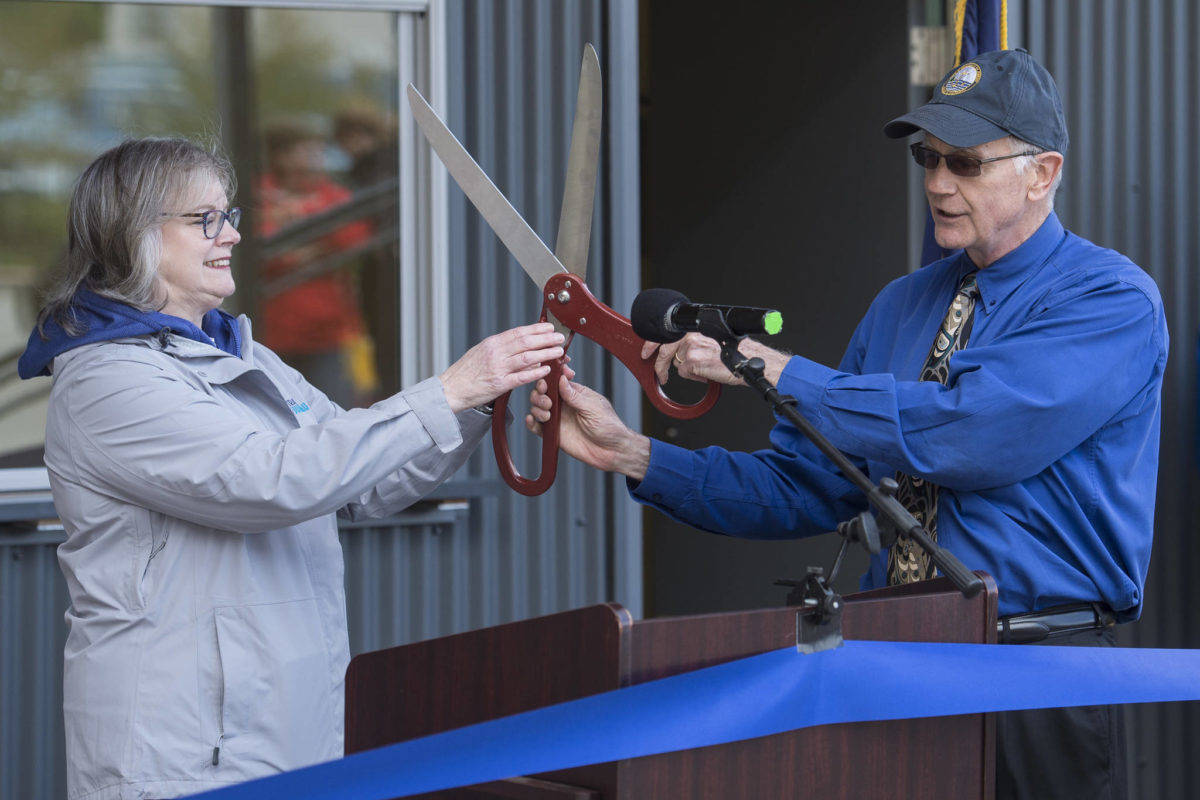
[964,211,1067,309]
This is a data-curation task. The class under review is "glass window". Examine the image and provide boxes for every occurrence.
[0,1,419,466]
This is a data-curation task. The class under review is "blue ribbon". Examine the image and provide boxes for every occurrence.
[187,640,1200,799]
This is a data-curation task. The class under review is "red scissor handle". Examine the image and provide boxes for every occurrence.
[543,273,721,419]
[492,273,722,497]
[491,353,567,497]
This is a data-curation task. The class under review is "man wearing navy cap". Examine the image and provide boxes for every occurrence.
[530,49,1164,799]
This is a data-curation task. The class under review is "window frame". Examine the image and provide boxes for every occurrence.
[0,0,450,483]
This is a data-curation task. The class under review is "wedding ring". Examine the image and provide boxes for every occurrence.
[674,352,685,365]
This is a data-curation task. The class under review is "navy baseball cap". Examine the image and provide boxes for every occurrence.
[884,48,1068,153]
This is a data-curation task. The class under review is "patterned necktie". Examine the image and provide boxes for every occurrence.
[887,271,980,585]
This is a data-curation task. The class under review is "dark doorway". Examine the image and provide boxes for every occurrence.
[639,2,912,616]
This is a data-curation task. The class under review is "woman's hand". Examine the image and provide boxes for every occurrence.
[439,323,566,413]
[526,374,652,481]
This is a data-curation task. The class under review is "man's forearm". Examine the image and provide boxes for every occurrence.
[609,342,787,482]
[740,338,792,385]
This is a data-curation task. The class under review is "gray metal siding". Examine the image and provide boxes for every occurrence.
[340,509,475,652]
[443,0,640,629]
[1020,3,1200,796]
[1,525,68,800]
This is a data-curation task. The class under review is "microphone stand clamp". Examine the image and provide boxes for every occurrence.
[776,566,845,654]
[775,511,883,654]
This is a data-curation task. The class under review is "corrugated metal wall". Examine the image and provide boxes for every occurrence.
[0,3,641,797]
[351,0,637,649]
[441,0,643,626]
[1018,3,1200,797]
[1,517,68,800]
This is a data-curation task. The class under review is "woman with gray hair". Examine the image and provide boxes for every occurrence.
[17,138,563,799]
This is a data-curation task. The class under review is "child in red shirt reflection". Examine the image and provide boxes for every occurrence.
[258,123,375,407]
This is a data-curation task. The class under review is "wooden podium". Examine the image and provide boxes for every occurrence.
[346,573,998,799]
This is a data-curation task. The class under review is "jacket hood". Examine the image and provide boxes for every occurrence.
[18,289,241,379]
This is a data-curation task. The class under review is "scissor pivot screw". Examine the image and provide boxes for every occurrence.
[556,290,571,303]
[579,317,587,325]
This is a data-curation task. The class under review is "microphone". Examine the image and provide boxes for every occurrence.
[630,288,783,343]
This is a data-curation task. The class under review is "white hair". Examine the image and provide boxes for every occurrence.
[1008,135,1063,208]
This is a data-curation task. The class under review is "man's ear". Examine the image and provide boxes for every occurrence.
[1028,151,1064,202]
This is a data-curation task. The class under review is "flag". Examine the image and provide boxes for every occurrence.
[920,0,1009,266]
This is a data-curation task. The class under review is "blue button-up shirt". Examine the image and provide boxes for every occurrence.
[633,213,1167,619]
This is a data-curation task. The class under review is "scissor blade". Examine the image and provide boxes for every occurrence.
[407,84,569,312]
[555,43,602,279]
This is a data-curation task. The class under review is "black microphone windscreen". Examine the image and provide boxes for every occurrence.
[631,288,689,343]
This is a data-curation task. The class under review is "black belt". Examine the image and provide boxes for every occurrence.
[998,602,1116,644]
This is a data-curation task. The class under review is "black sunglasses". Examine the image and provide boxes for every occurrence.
[179,207,243,239]
[910,143,1041,178]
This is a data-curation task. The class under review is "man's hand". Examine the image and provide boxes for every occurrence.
[526,375,651,481]
[640,333,792,386]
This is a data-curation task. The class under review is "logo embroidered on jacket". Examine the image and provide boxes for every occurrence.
[285,398,311,414]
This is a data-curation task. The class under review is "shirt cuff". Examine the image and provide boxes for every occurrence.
[776,355,840,425]
[456,405,494,442]
[627,438,695,510]
[388,376,464,454]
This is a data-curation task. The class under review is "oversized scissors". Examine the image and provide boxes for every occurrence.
[408,45,720,496]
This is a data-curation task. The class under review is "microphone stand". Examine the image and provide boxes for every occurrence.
[692,310,983,653]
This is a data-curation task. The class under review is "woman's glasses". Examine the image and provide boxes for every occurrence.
[179,207,243,239]
[909,143,1041,178]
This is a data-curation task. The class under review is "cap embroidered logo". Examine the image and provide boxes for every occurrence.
[942,63,982,95]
